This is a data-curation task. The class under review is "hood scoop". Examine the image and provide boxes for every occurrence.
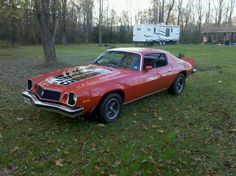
[46,65,112,85]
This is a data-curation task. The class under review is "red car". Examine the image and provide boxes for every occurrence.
[22,48,196,123]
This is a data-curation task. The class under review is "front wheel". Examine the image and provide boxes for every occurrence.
[169,73,186,95]
[99,93,122,123]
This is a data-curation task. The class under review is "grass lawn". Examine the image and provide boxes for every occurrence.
[0,44,235,175]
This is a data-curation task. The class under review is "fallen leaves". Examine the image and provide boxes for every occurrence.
[71,169,79,176]
[97,123,106,127]
[16,118,24,122]
[46,140,56,144]
[55,159,64,167]
[142,124,148,130]
[157,129,164,133]
[153,112,159,118]
[112,160,121,168]
[151,124,158,129]
[91,143,97,151]
[9,146,18,155]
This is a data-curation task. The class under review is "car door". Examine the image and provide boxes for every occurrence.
[142,53,174,94]
[154,54,175,89]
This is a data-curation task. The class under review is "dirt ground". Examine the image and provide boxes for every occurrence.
[0,58,69,88]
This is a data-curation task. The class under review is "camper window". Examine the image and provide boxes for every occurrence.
[147,28,151,31]
[154,28,156,33]
[137,28,141,31]
[171,28,173,33]
[166,28,170,37]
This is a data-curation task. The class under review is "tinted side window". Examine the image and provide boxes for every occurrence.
[156,54,168,67]
[144,53,168,69]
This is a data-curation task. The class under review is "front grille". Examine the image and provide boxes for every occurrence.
[37,86,61,101]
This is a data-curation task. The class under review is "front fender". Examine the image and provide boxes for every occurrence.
[76,82,125,114]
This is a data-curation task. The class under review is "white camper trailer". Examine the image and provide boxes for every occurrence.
[133,24,180,44]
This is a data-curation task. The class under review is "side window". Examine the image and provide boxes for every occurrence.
[143,53,168,69]
[157,54,168,67]
[154,28,156,33]
[137,28,141,31]
[171,28,173,33]
[147,28,151,31]
[166,28,170,37]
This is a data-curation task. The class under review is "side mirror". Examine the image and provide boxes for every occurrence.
[145,65,153,71]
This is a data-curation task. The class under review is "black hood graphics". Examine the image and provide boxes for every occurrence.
[46,66,112,85]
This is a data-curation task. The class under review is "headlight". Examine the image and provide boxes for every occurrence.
[27,80,32,90]
[67,92,77,106]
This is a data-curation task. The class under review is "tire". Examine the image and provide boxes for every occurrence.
[99,93,122,123]
[169,73,186,95]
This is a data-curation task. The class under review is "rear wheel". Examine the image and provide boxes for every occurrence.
[169,73,185,95]
[99,93,122,123]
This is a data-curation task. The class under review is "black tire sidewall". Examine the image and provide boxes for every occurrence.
[174,74,185,95]
[99,93,122,123]
[170,73,185,95]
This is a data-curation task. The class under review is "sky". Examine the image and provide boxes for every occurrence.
[94,0,152,24]
[108,0,151,16]
[94,0,236,24]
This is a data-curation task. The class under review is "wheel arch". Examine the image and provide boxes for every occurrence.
[100,89,125,103]
[90,89,125,115]
[180,70,187,77]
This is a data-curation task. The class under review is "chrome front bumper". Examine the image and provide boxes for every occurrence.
[22,91,84,118]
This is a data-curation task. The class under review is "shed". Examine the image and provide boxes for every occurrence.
[202,26,236,45]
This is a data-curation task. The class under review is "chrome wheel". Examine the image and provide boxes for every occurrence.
[105,98,120,120]
[176,77,184,93]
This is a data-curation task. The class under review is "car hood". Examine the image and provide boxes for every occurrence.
[37,64,130,90]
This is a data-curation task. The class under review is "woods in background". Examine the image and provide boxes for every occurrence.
[0,0,235,46]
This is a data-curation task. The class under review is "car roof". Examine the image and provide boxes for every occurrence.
[106,47,170,55]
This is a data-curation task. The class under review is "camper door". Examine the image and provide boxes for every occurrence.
[144,26,153,42]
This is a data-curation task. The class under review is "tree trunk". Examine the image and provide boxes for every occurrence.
[11,20,16,48]
[99,0,103,46]
[62,0,67,44]
[177,0,183,25]
[166,0,175,25]
[35,0,57,63]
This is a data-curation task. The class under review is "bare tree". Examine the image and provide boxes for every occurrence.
[215,0,224,26]
[61,0,67,44]
[159,0,165,23]
[204,1,211,29]
[183,0,192,32]
[227,0,236,26]
[177,0,183,25]
[81,0,93,43]
[151,0,159,24]
[165,0,175,25]
[35,0,58,63]
[196,0,203,31]
[98,0,103,46]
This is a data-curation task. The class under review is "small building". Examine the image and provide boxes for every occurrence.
[202,26,236,45]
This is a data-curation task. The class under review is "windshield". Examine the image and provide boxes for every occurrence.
[94,51,141,71]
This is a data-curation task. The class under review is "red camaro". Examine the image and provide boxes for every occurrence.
[22,48,196,123]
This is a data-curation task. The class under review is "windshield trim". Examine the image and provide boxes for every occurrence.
[94,50,143,71]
